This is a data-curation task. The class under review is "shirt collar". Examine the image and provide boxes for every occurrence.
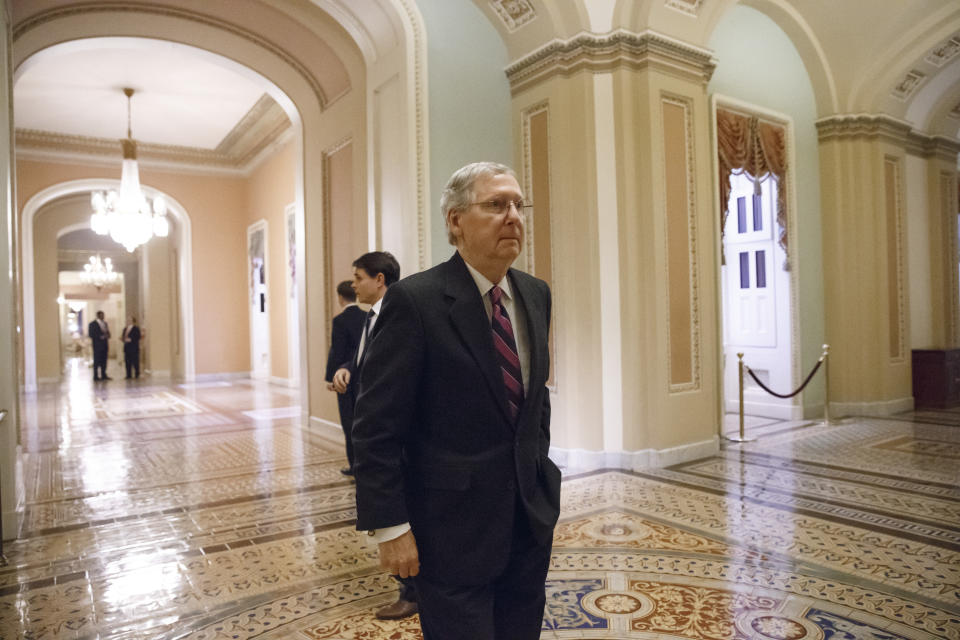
[371,296,385,315]
[462,256,513,301]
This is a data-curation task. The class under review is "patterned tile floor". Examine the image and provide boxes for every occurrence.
[1,367,958,639]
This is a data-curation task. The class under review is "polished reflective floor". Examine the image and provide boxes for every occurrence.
[1,363,958,639]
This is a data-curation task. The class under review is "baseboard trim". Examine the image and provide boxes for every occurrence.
[191,371,250,383]
[831,396,913,417]
[725,399,805,420]
[307,416,345,443]
[549,436,719,472]
[269,375,300,388]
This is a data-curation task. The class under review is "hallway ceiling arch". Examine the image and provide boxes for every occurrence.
[15,38,269,150]
[10,0,367,173]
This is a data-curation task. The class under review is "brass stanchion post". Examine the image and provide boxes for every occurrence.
[822,344,831,426]
[726,353,755,443]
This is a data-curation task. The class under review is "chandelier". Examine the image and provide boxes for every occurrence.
[90,87,169,252]
[80,254,120,289]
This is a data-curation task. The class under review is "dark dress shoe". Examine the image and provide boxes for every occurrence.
[375,597,418,620]
[340,467,354,476]
[103,376,113,381]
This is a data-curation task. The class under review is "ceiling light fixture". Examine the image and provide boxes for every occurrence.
[90,87,169,252]
[80,254,120,289]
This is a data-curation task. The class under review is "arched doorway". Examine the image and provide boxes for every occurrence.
[11,0,429,421]
[20,179,196,390]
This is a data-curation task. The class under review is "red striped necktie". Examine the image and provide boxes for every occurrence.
[490,285,524,421]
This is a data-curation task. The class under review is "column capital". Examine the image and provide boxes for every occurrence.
[816,113,960,160]
[505,29,716,95]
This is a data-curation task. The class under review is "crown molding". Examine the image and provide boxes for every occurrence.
[15,93,292,176]
[505,29,716,95]
[816,113,960,160]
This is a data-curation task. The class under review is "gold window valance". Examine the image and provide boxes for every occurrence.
[717,108,789,268]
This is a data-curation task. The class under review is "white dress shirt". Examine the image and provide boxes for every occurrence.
[356,297,384,366]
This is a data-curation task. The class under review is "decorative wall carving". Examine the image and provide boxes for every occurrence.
[883,156,905,364]
[940,171,960,347]
[891,70,926,101]
[924,35,960,68]
[949,101,960,120]
[521,100,557,389]
[505,31,716,95]
[661,94,701,393]
[490,0,536,32]
[665,0,704,17]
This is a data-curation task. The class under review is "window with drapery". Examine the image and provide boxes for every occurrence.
[717,108,789,269]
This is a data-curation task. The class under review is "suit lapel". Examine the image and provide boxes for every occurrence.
[445,254,514,425]
[510,270,545,427]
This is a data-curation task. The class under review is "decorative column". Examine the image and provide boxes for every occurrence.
[817,115,913,415]
[917,137,960,348]
[507,32,721,468]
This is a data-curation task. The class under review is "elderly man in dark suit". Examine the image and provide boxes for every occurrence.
[325,280,367,476]
[352,162,560,639]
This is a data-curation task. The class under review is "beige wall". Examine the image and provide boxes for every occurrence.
[245,138,296,381]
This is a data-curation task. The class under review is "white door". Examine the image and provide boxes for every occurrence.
[722,172,794,418]
[248,222,270,380]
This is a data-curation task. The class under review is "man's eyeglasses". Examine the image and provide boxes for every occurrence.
[467,199,533,215]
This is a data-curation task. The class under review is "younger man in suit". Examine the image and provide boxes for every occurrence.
[325,280,367,475]
[330,251,417,620]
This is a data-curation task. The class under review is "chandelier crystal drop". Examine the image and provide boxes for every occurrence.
[80,254,120,289]
[90,87,169,252]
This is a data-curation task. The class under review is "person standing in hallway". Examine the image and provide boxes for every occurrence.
[330,250,418,620]
[325,280,367,475]
[352,162,559,639]
[121,316,143,379]
[89,310,111,381]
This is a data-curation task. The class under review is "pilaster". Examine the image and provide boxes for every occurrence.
[509,31,720,468]
[924,143,960,348]
[817,114,913,415]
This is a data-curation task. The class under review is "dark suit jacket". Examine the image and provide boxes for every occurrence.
[324,305,366,382]
[122,325,141,346]
[352,252,560,586]
[89,320,110,351]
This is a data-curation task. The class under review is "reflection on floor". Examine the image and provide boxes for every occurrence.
[1,374,958,639]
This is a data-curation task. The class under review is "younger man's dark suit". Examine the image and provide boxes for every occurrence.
[324,304,367,468]
[88,319,110,381]
[352,252,560,638]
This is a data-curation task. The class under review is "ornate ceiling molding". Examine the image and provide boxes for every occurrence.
[665,0,703,18]
[505,30,716,95]
[924,34,960,68]
[890,69,927,102]
[489,0,537,32]
[816,113,960,160]
[16,93,291,174]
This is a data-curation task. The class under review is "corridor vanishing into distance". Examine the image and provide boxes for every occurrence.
[0,367,958,639]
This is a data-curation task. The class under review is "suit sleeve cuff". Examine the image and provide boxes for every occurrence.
[368,522,410,544]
